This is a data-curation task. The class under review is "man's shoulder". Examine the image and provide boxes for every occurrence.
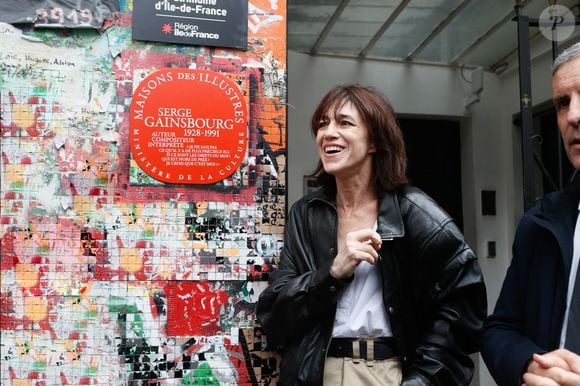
[526,185,572,218]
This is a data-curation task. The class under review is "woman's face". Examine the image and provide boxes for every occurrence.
[315,101,375,179]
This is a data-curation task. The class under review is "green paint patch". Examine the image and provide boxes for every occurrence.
[33,360,47,370]
[86,366,98,376]
[29,207,47,216]
[37,245,50,253]
[242,282,251,297]
[129,314,145,338]
[73,320,88,330]
[182,363,220,385]
[107,297,139,313]
[33,84,47,95]
[141,230,154,239]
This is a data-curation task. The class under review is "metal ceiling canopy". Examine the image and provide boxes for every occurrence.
[311,0,351,55]
[287,0,580,70]
[406,0,472,62]
[449,0,531,66]
[359,0,411,58]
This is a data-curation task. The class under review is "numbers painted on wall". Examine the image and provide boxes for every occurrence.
[35,7,94,26]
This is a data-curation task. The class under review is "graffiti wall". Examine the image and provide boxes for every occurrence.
[0,1,286,384]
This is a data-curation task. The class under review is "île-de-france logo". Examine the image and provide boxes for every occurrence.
[162,23,173,34]
[539,4,576,42]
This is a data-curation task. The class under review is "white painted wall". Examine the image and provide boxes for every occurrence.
[287,36,572,385]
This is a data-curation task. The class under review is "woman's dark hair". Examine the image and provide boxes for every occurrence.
[309,84,408,193]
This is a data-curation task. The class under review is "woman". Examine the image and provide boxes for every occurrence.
[256,85,487,385]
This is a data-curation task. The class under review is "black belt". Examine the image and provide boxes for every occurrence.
[327,338,398,360]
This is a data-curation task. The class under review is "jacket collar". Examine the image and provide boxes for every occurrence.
[377,190,405,240]
[530,170,580,225]
[308,187,405,240]
[526,170,580,273]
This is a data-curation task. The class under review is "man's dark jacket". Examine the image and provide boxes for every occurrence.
[256,186,487,385]
[481,172,580,386]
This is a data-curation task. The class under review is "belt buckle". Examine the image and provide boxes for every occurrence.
[365,338,375,366]
[352,339,360,364]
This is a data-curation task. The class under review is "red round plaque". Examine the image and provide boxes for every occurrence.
[129,68,248,184]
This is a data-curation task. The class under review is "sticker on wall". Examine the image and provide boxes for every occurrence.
[130,68,248,185]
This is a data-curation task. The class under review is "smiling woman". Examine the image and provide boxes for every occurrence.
[256,84,487,386]
[315,101,375,182]
[309,85,407,193]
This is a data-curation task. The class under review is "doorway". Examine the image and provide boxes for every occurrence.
[400,118,464,230]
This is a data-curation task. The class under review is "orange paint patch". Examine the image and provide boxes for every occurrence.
[15,263,39,288]
[24,296,48,322]
[12,380,32,386]
[12,103,35,129]
[4,164,24,184]
[120,248,143,273]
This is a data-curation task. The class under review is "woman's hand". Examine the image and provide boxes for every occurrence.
[330,228,382,279]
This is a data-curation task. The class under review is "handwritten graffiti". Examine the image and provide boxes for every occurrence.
[248,2,284,34]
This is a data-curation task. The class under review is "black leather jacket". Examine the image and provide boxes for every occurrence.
[256,186,487,385]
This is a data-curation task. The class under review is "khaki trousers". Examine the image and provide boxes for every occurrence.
[323,356,402,386]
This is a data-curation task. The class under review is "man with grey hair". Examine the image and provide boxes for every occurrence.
[481,41,580,386]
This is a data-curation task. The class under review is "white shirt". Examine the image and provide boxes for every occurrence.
[332,224,393,338]
[559,201,580,347]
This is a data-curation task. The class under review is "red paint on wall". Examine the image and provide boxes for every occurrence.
[165,281,229,336]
